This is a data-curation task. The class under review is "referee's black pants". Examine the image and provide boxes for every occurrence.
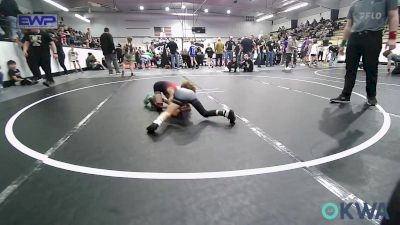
[342,30,382,98]
[27,54,54,82]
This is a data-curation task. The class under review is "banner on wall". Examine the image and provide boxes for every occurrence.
[17,14,58,29]
[154,27,172,37]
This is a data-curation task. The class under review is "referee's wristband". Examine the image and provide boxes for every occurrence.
[389,31,397,40]
[340,40,347,48]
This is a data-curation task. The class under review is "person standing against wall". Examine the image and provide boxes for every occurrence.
[215,38,224,67]
[22,29,58,87]
[330,0,398,106]
[100,27,121,75]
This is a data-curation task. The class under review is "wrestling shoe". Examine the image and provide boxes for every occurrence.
[227,110,236,124]
[330,94,350,104]
[367,97,377,106]
[147,123,159,134]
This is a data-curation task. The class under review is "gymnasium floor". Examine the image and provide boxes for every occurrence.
[0,65,399,225]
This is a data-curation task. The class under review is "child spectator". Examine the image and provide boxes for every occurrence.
[241,54,253,72]
[7,60,35,86]
[205,43,214,68]
[68,43,83,73]
[227,57,238,72]
[116,43,124,63]
[328,43,339,68]
[121,38,135,75]
[195,47,204,66]
[309,40,319,67]
[189,42,198,69]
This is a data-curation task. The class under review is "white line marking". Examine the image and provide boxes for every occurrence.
[4,75,391,180]
[314,70,400,87]
[0,79,132,206]
[0,96,111,205]
[389,113,400,119]
[189,75,381,224]
[260,81,330,100]
[241,77,383,224]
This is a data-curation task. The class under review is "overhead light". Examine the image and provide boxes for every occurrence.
[43,0,69,12]
[181,5,186,9]
[139,5,144,10]
[282,0,296,6]
[227,10,231,14]
[165,7,170,11]
[256,14,273,22]
[75,14,90,23]
[283,2,308,12]
[172,13,197,16]
[204,8,209,13]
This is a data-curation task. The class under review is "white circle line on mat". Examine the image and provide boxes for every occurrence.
[4,75,391,179]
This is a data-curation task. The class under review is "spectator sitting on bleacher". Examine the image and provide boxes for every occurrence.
[7,60,36,86]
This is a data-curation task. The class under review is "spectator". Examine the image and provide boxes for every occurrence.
[51,33,68,75]
[205,43,214,68]
[116,43,123,63]
[195,46,204,66]
[7,60,35,86]
[318,44,324,62]
[309,40,319,67]
[328,43,339,68]
[227,57,238,72]
[235,38,242,60]
[68,43,83,73]
[121,38,135,75]
[84,28,92,48]
[189,41,198,69]
[100,27,121,75]
[0,0,21,40]
[167,38,179,69]
[256,36,265,68]
[86,53,104,70]
[181,48,190,68]
[241,54,253,72]
[240,36,255,59]
[59,27,67,45]
[266,36,275,67]
[215,38,224,67]
[225,36,235,65]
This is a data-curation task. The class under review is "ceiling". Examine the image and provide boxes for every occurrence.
[51,0,343,19]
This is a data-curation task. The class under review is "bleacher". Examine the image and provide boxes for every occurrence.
[270,17,400,47]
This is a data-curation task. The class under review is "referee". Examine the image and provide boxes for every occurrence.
[330,0,398,106]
